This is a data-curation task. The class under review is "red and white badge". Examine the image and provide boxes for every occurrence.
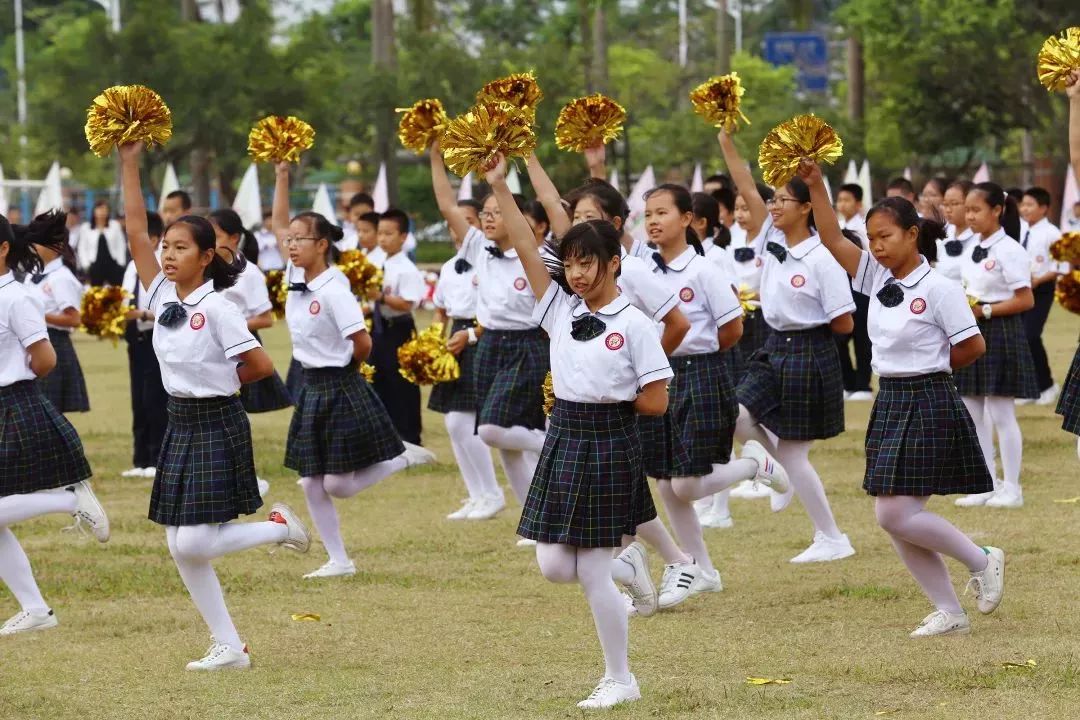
[790,274,806,288]
[983,260,996,271]
[189,313,206,330]
[755,257,763,267]
[605,332,625,350]
[513,277,527,291]
[1036,255,1045,264]
[472,276,479,287]
[679,287,695,302]
[909,297,927,315]
[309,300,321,315]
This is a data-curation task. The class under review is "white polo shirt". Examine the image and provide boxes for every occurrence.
[255,229,284,271]
[760,235,856,332]
[853,254,981,377]
[728,221,769,308]
[534,282,673,403]
[286,266,367,369]
[220,260,273,320]
[456,226,539,331]
[143,273,261,398]
[839,214,868,249]
[700,237,739,285]
[362,246,388,270]
[647,246,742,357]
[23,258,83,333]
[618,250,679,322]
[960,228,1030,303]
[1022,217,1062,278]
[0,272,48,387]
[379,251,425,319]
[935,227,977,284]
[433,256,478,320]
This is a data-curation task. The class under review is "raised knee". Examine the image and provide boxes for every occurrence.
[539,562,577,584]
[477,424,503,448]
[171,528,211,562]
[669,477,696,503]
[322,475,351,499]
[874,505,904,535]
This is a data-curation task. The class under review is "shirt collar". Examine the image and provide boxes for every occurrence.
[956,227,975,242]
[384,251,405,266]
[42,257,64,274]
[0,271,13,289]
[308,266,339,292]
[788,235,822,261]
[665,246,699,272]
[700,237,715,253]
[571,293,631,317]
[979,228,1007,249]
[890,256,932,288]
[179,279,215,306]
[1031,218,1050,231]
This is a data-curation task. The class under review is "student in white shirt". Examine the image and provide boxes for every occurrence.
[356,211,386,269]
[1018,187,1063,404]
[1057,71,1080,448]
[919,177,948,220]
[120,142,310,671]
[1066,200,1080,233]
[953,182,1037,510]
[936,181,978,283]
[806,167,1005,638]
[488,153,667,710]
[0,212,109,637]
[73,200,126,285]
[834,183,873,402]
[271,161,434,581]
[22,212,90,414]
[255,211,285,271]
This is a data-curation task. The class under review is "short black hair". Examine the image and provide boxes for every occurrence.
[146,211,164,239]
[838,183,864,202]
[711,187,735,214]
[379,208,409,235]
[357,211,380,228]
[165,190,192,210]
[1005,187,1024,203]
[886,178,915,196]
[1023,187,1051,208]
[349,192,375,210]
[457,198,483,214]
[703,174,734,192]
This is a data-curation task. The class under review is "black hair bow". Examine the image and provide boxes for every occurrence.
[570,314,607,341]
[485,246,505,259]
[454,258,473,274]
[876,280,904,308]
[651,252,668,274]
[733,247,755,263]
[30,273,46,284]
[766,241,787,263]
[971,246,989,263]
[287,282,309,293]
[944,240,964,257]
[157,302,188,328]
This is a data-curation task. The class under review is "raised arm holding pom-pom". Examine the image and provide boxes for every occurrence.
[717,130,768,240]
[119,141,161,292]
[485,154,550,301]
[800,159,862,278]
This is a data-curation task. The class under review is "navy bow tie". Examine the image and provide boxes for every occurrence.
[485,246,505,259]
[733,247,755,263]
[287,282,309,293]
[651,252,668,273]
[876,280,904,308]
[570,314,607,342]
[30,273,46,284]
[766,242,787,263]
[157,302,188,328]
[454,258,473,274]
[944,240,964,257]
[971,246,989,263]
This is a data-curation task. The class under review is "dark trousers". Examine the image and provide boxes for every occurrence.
[1023,283,1056,392]
[835,292,873,393]
[371,314,422,445]
[127,331,169,468]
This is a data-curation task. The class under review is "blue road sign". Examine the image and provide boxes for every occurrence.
[763,32,829,92]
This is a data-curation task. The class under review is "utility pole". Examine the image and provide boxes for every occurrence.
[592,2,608,94]
[716,0,730,74]
[372,0,398,206]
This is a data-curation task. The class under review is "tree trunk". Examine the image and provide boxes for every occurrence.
[716,0,730,75]
[372,0,398,207]
[846,36,864,124]
[180,0,211,207]
[580,1,594,93]
[592,2,608,95]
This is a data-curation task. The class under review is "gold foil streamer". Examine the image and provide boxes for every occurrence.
[689,73,750,133]
[397,323,461,385]
[396,98,449,154]
[337,249,383,300]
[1037,27,1080,92]
[80,285,130,344]
[476,72,543,119]
[554,94,626,152]
[758,114,843,187]
[440,103,537,177]
[248,116,315,164]
[85,85,173,158]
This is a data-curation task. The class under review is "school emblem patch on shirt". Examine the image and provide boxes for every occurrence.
[909,297,927,315]
[605,332,625,350]
[983,260,996,271]
[790,274,806,288]
[513,277,527,291]
[755,257,763,267]
[472,276,479,287]
[679,287,695,302]
[309,300,321,315]
[189,313,206,330]
[1036,255,1045,263]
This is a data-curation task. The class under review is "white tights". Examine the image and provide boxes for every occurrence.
[445,412,502,501]
[0,488,78,612]
[166,521,287,651]
[962,396,1022,491]
[477,424,545,504]
[875,496,988,614]
[654,481,715,573]
[535,543,633,684]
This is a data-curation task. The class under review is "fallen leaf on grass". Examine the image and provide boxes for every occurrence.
[873,710,900,716]
[745,677,791,686]
[1001,659,1037,670]
[1053,497,1080,504]
[291,612,321,622]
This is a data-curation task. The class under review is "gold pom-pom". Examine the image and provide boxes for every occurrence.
[265,269,287,319]
[542,371,554,416]
[84,85,172,158]
[440,103,537,177]
[737,284,757,316]
[1037,27,1080,92]
[80,285,130,344]
[397,323,461,385]
[689,73,750,133]
[1050,232,1080,264]
[397,98,449,154]
[1056,270,1080,315]
[248,116,315,164]
[476,72,543,119]
[758,114,843,187]
[336,249,383,299]
[359,362,376,383]
[554,94,627,153]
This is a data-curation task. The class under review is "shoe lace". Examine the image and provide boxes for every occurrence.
[2,610,30,629]
[60,513,91,538]
[963,575,984,600]
[586,678,617,701]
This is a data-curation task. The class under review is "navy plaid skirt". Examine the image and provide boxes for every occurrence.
[37,329,90,413]
[239,331,292,413]
[518,400,656,548]
[738,326,845,441]
[864,373,992,497]
[728,309,770,380]
[149,395,262,526]
[953,314,1038,399]
[1058,345,1080,436]
[639,351,737,479]
[428,318,479,414]
[285,363,405,477]
[285,356,305,400]
[0,381,91,496]
[473,328,549,432]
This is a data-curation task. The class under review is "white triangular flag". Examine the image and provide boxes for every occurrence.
[0,164,8,216]
[506,165,522,195]
[457,172,473,201]
[609,168,620,192]
[232,164,261,229]
[690,163,703,192]
[822,174,833,204]
[34,162,63,215]
[158,162,179,212]
[626,165,656,243]
[1061,166,1079,230]
[372,162,389,213]
[311,183,339,225]
[858,160,873,207]
[843,159,858,185]
[902,166,912,181]
[973,162,990,183]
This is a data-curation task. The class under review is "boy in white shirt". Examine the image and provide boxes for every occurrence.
[1019,187,1063,404]
[835,184,872,400]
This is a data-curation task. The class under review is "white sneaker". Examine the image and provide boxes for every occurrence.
[446,499,477,520]
[185,642,251,671]
[577,675,641,709]
[615,542,657,618]
[657,561,720,609]
[955,490,998,507]
[1014,397,1034,406]
[402,442,437,467]
[516,538,537,548]
[622,592,637,617]
[303,559,357,579]
[268,503,310,553]
[466,495,505,520]
[909,610,971,638]
[790,532,855,563]
[1040,383,1062,405]
[256,478,270,497]
[121,467,145,478]
[770,484,795,512]
[741,440,790,494]
[699,510,734,529]
[730,479,771,500]
[848,390,874,402]
[986,487,1023,508]
[693,497,712,519]
[140,466,157,478]
[843,390,852,400]
[0,609,58,636]
[966,546,1005,614]
[71,481,109,543]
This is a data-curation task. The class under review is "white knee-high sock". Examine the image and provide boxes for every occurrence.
[961,396,997,481]
[578,547,631,684]
[166,527,243,651]
[775,440,843,540]
[300,476,349,565]
[656,481,715,573]
[985,396,1023,492]
[0,488,77,527]
[446,412,497,500]
[498,449,534,504]
[0,528,48,612]
[709,488,732,519]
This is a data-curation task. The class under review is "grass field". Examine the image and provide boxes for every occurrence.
[2,307,1080,720]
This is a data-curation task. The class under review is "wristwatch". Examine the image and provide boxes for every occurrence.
[467,327,478,345]
[981,303,993,320]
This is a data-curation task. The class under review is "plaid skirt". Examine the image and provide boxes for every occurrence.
[37,329,90,413]
[953,314,1038,399]
[429,319,479,414]
[474,328,549,432]
[738,326,845,441]
[0,381,92,496]
[864,373,992,496]
[284,363,405,477]
[728,309,770,379]
[239,331,292,413]
[149,395,262,526]
[285,356,305,400]
[639,351,737,479]
[1058,345,1080,436]
[517,400,657,548]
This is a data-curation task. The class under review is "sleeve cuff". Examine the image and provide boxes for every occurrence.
[949,324,981,346]
[531,281,561,327]
[852,251,874,295]
[251,301,273,316]
[223,337,260,359]
[826,301,857,320]
[339,319,368,338]
[651,293,679,323]
[19,329,49,349]
[714,306,743,327]
[639,366,674,385]
[1007,279,1031,291]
